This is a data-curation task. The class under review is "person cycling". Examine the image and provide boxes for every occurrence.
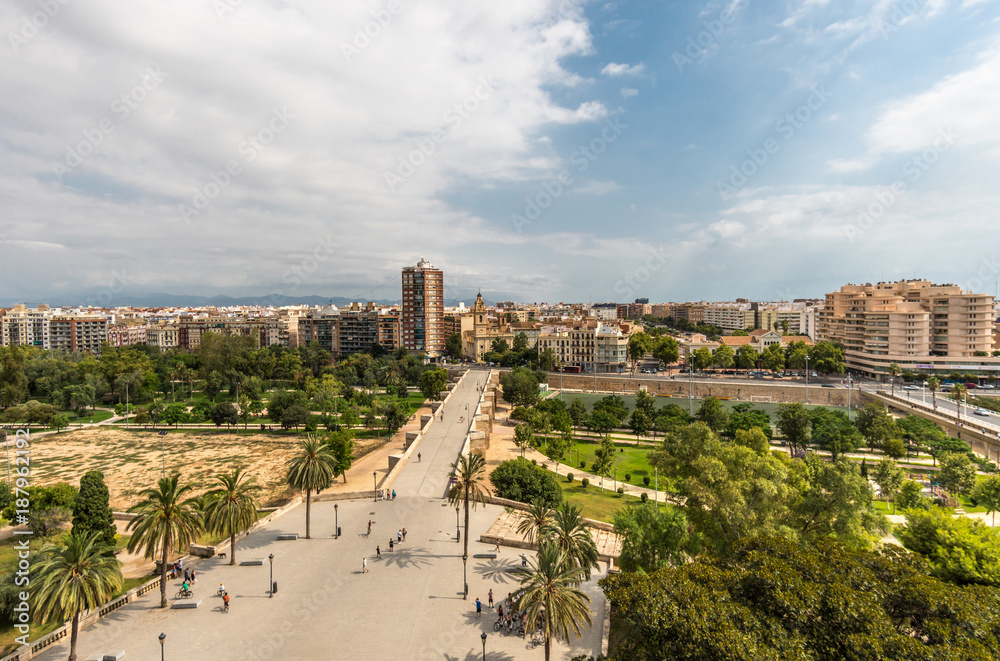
[218,583,226,596]
[181,580,190,593]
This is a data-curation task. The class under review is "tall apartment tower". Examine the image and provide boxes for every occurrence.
[401,259,445,357]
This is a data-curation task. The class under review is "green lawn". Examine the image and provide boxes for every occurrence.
[559,478,642,523]
[546,436,668,491]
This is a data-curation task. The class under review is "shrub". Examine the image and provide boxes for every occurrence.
[567,473,574,484]
[579,461,587,469]
[489,458,562,507]
[581,478,590,489]
[617,487,625,497]
[640,492,648,503]
[625,473,632,482]
[643,476,651,487]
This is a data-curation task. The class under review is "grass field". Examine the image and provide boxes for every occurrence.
[559,479,641,523]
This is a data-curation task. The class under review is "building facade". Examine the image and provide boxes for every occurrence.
[401,259,445,357]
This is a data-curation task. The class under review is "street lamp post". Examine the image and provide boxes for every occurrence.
[334,503,338,539]
[613,468,617,492]
[481,632,487,660]
[654,467,658,513]
[688,365,693,416]
[373,471,377,502]
[456,506,461,542]
[268,553,274,598]
[462,554,468,599]
[158,633,165,661]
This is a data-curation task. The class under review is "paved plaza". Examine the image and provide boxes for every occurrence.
[34,374,606,661]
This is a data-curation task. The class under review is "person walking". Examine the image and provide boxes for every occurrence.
[367,520,372,535]
[520,553,528,567]
[494,541,501,554]
[401,528,407,541]
[389,539,394,552]
[363,557,368,573]
[392,489,396,500]
[417,452,421,462]
[397,530,402,543]
[488,589,494,609]
[183,568,190,583]
[475,598,482,618]
[376,545,381,559]
[191,569,197,584]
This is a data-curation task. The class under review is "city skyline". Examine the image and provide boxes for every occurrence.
[3,1,999,303]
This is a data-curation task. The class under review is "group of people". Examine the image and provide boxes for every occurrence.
[379,488,397,501]
[372,528,407,562]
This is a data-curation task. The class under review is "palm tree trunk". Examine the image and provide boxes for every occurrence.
[544,634,550,661]
[69,611,80,661]
[159,535,170,608]
[305,488,312,539]
[229,532,237,566]
[463,488,471,560]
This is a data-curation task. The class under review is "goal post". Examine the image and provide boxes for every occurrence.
[751,395,772,403]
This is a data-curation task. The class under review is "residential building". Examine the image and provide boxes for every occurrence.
[818,280,1000,377]
[297,306,340,355]
[701,303,755,332]
[49,314,109,354]
[401,259,445,357]
[146,324,179,351]
[106,321,147,347]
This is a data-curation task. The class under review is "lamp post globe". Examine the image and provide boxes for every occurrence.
[481,632,487,660]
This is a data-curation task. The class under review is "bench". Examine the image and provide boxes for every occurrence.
[276,533,299,541]
[240,558,265,566]
[103,653,126,661]
[473,553,497,559]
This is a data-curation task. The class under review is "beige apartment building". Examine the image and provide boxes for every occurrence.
[818,280,1000,377]
[49,314,109,354]
[146,324,179,351]
[536,320,631,372]
[401,259,445,357]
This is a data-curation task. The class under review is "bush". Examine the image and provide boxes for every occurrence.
[579,461,587,469]
[566,473,574,483]
[643,476,651,487]
[640,492,648,503]
[489,458,563,508]
[581,478,590,489]
[625,472,632,482]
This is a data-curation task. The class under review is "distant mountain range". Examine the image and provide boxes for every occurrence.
[2,292,488,308]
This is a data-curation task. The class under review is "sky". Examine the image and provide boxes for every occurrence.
[2,0,999,306]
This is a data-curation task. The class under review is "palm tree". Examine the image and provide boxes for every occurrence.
[888,362,900,396]
[126,474,202,608]
[203,468,261,565]
[34,532,123,661]
[927,377,940,411]
[286,435,337,539]
[513,543,593,661]
[952,383,967,423]
[516,499,555,544]
[447,452,490,562]
[542,502,600,581]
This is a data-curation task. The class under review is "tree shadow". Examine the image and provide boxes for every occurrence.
[378,545,435,570]
[473,558,519,584]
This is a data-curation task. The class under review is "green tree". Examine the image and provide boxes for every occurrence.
[513,543,592,661]
[448,452,490,564]
[568,398,588,427]
[203,370,224,402]
[589,409,619,439]
[71,470,117,553]
[696,396,729,433]
[285,436,337,539]
[211,402,238,429]
[761,343,785,373]
[712,343,735,370]
[203,468,261,566]
[543,501,600,580]
[628,408,651,440]
[628,332,653,372]
[34,532,123,661]
[340,406,360,430]
[324,429,355,483]
[591,436,616,487]
[873,459,904,513]
[651,336,680,366]
[51,412,70,432]
[613,503,698,573]
[927,376,940,411]
[445,332,463,359]
[383,400,409,436]
[855,401,896,451]
[896,480,929,511]
[238,392,251,430]
[513,423,535,457]
[810,407,862,460]
[280,404,310,430]
[499,367,541,408]
[491,337,511,355]
[419,367,448,401]
[792,455,887,547]
[808,341,845,376]
[163,402,188,428]
[690,347,713,371]
[489,457,562,507]
[897,507,1000,586]
[938,452,977,497]
[883,436,906,460]
[734,344,759,370]
[888,362,901,396]
[126,475,202,608]
[724,402,772,440]
[516,499,555,544]
[973,475,1000,526]
[775,402,811,455]
[733,427,770,453]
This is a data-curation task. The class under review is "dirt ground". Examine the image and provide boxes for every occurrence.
[28,428,303,510]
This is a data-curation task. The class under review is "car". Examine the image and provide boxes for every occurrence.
[903,385,920,391]
[974,408,991,416]
[821,383,835,388]
[982,384,996,390]
[811,371,819,378]
[964,383,978,389]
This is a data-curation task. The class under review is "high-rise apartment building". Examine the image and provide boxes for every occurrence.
[401,259,444,357]
[818,280,1000,377]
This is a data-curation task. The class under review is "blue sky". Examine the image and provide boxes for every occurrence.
[1,0,999,305]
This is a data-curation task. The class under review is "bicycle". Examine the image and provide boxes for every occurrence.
[176,588,192,599]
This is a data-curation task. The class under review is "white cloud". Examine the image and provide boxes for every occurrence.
[572,180,623,194]
[0,0,612,300]
[620,87,639,98]
[600,62,645,76]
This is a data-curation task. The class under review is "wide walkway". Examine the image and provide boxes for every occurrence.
[33,372,606,661]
